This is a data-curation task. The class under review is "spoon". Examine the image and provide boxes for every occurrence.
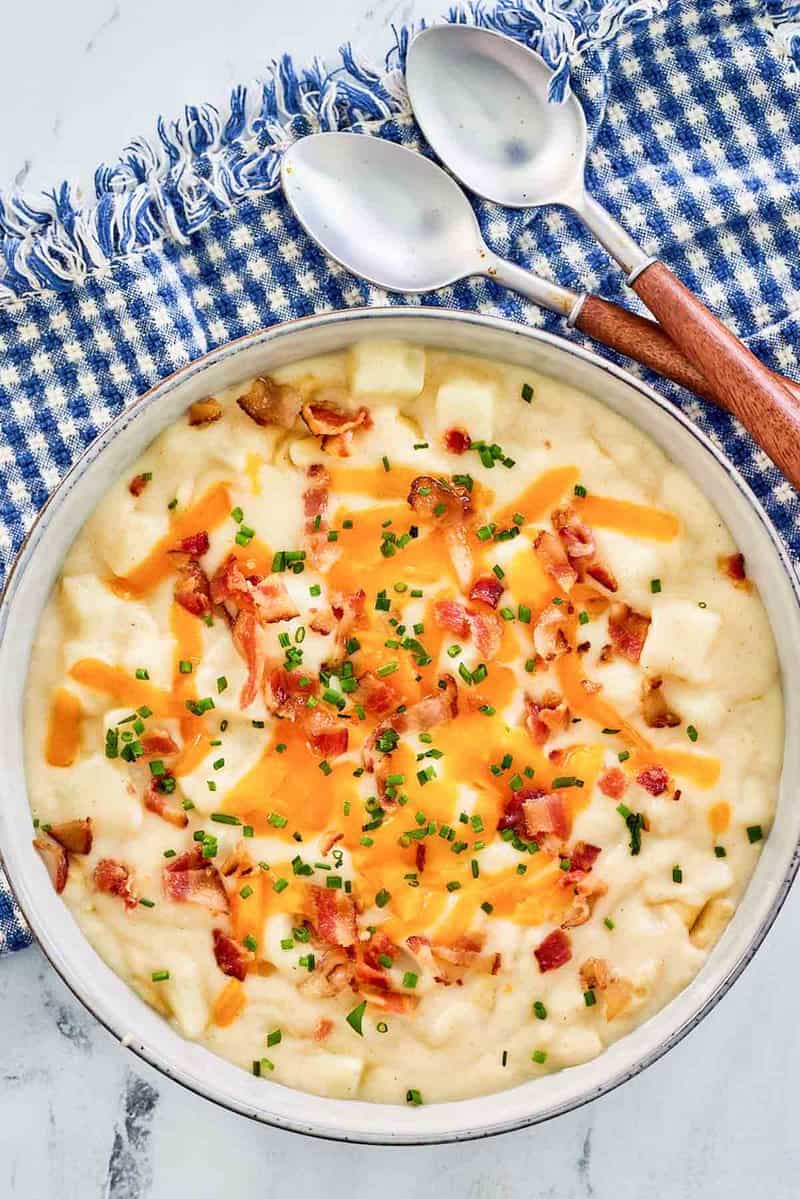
[281,132,800,416]
[406,24,800,488]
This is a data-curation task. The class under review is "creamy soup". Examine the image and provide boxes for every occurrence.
[25,341,782,1105]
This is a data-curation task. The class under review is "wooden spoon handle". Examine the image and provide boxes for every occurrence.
[576,294,800,409]
[630,261,800,487]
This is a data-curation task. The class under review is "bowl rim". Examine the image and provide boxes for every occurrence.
[2,304,799,1144]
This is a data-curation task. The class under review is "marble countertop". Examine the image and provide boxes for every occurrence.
[1,2,798,1196]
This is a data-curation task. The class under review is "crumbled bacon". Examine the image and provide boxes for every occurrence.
[140,730,179,757]
[641,676,680,729]
[357,671,397,716]
[212,928,254,981]
[534,928,572,972]
[469,575,504,609]
[720,552,748,583]
[570,842,601,873]
[552,507,618,593]
[188,397,223,426]
[237,376,302,428]
[580,956,612,991]
[362,990,418,1014]
[309,608,336,636]
[608,602,650,663]
[408,476,472,524]
[266,666,313,720]
[129,473,150,497]
[415,842,427,874]
[534,530,578,592]
[637,764,670,796]
[304,464,339,570]
[33,836,68,893]
[314,1018,334,1041]
[523,791,569,842]
[598,767,627,799]
[443,428,471,454]
[524,692,569,745]
[176,534,208,561]
[330,589,366,658]
[361,931,397,974]
[48,818,93,856]
[174,558,212,618]
[393,675,458,734]
[433,601,502,660]
[301,402,370,438]
[211,554,299,625]
[231,611,267,710]
[320,831,344,857]
[306,710,349,759]
[310,886,357,948]
[561,873,607,929]
[94,858,137,909]
[533,603,571,660]
[144,777,188,828]
[163,848,229,915]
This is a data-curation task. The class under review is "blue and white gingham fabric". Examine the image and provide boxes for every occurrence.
[2,0,799,953]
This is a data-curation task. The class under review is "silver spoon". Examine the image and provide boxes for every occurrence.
[280,133,800,411]
[406,24,800,490]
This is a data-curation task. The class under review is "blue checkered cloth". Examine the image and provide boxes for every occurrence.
[1,0,799,954]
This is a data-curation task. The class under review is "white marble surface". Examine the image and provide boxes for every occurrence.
[1,3,799,1196]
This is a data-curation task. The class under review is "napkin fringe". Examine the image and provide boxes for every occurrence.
[0,0,666,303]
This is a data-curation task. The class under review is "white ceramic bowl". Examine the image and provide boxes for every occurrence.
[1,308,799,1144]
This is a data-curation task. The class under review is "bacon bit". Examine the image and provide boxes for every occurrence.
[433,600,502,660]
[266,666,314,720]
[524,692,570,745]
[309,608,336,636]
[720,551,750,586]
[408,475,472,524]
[357,671,397,716]
[306,710,349,760]
[140,730,179,757]
[320,831,344,857]
[394,674,458,734]
[497,788,533,833]
[94,858,137,909]
[604,977,635,1021]
[469,575,504,609]
[212,554,299,625]
[129,473,151,497]
[33,836,68,893]
[443,428,471,454]
[329,588,366,659]
[48,818,93,856]
[534,530,578,592]
[362,990,419,1014]
[641,676,680,729]
[361,931,397,973]
[433,599,470,639]
[175,531,209,557]
[552,507,618,593]
[598,767,627,800]
[163,848,229,915]
[212,928,254,981]
[637,764,670,796]
[534,928,572,973]
[303,463,339,570]
[237,376,302,428]
[523,791,569,842]
[188,398,223,426]
[310,886,357,948]
[415,842,427,874]
[491,953,502,975]
[144,777,188,828]
[570,842,601,873]
[608,602,650,663]
[174,558,212,618]
[561,873,607,929]
[231,611,266,710]
[533,603,571,660]
[301,402,370,438]
[580,956,612,992]
[598,644,614,664]
[314,1018,334,1042]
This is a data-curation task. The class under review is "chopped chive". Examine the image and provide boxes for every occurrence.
[747,824,763,843]
[521,383,534,403]
[687,725,698,742]
[151,970,170,983]
[346,1000,367,1036]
